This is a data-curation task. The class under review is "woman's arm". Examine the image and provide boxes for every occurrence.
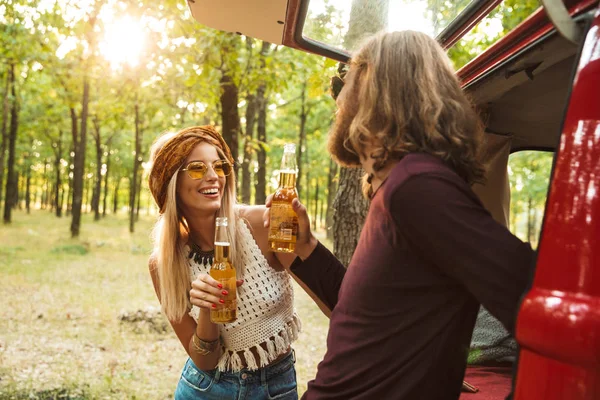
[250,201,347,313]
[148,258,223,370]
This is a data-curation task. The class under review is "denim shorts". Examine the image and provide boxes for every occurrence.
[174,350,298,400]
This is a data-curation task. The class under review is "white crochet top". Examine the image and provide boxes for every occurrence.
[188,219,301,372]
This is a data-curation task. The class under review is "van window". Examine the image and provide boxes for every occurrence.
[508,150,554,249]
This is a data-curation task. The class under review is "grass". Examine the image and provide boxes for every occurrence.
[0,209,329,399]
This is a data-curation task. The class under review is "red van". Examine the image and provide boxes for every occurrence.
[186,1,600,399]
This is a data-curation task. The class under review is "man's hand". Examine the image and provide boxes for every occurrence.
[263,195,319,260]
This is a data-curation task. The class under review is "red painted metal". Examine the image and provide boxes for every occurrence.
[514,8,600,400]
[458,0,598,87]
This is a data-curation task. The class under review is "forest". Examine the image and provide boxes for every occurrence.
[0,0,549,247]
[0,0,556,398]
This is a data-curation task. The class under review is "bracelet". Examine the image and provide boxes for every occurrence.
[192,332,221,356]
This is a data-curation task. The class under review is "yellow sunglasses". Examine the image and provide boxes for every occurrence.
[181,160,232,180]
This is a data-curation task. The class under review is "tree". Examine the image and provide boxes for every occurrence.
[69,1,104,237]
[240,37,258,204]
[129,102,142,232]
[3,64,18,223]
[0,64,12,208]
[254,41,271,205]
[508,151,552,247]
[331,0,388,266]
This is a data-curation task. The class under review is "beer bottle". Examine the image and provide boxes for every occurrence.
[210,217,237,323]
[268,143,299,253]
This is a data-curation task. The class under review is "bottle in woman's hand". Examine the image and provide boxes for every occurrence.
[210,217,237,323]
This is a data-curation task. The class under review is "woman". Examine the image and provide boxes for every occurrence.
[266,31,534,399]
[148,125,300,400]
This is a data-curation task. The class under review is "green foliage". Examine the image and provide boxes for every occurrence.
[50,243,89,255]
[0,0,341,228]
[508,151,553,247]
[444,0,541,69]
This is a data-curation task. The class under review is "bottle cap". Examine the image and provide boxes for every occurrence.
[283,143,296,154]
[216,217,228,226]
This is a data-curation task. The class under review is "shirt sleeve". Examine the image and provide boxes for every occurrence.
[289,241,347,310]
[389,173,535,333]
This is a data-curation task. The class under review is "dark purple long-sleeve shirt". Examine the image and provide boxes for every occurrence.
[291,153,534,399]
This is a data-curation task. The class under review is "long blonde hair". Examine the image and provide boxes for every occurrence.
[149,127,240,322]
[333,30,485,185]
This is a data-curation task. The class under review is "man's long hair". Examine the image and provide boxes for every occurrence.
[329,30,485,185]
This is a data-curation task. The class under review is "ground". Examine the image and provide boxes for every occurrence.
[0,210,329,399]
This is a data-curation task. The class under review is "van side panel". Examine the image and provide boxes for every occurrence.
[515,8,600,400]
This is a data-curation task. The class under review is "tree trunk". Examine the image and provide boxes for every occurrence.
[332,168,369,267]
[91,118,102,221]
[66,183,72,215]
[16,171,22,209]
[44,160,51,209]
[0,64,13,207]
[102,148,110,217]
[40,161,47,209]
[254,41,270,205]
[129,103,141,233]
[25,160,31,214]
[297,81,308,200]
[66,130,75,217]
[113,177,120,214]
[255,86,267,205]
[220,72,240,176]
[70,76,89,237]
[49,183,55,212]
[136,168,142,220]
[32,187,38,210]
[241,94,256,204]
[54,130,63,217]
[85,176,91,213]
[319,188,325,230]
[332,0,388,265]
[305,170,310,211]
[326,158,338,240]
[344,0,389,50]
[3,72,18,224]
[313,179,319,231]
[59,183,66,216]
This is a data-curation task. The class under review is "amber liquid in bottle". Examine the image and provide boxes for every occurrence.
[210,219,237,323]
[268,171,299,253]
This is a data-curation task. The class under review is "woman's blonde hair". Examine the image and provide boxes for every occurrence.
[149,127,239,322]
[335,30,485,185]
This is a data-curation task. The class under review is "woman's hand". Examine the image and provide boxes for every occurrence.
[190,274,244,310]
[263,195,319,260]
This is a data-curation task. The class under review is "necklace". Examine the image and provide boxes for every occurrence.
[189,242,214,265]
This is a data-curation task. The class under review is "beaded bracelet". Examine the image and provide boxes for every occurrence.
[192,332,221,356]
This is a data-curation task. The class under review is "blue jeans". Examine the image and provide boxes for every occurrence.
[175,351,298,400]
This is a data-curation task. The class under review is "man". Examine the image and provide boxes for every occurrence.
[266,30,534,399]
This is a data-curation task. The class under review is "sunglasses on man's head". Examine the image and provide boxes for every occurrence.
[181,160,232,180]
[330,62,349,101]
[330,75,345,100]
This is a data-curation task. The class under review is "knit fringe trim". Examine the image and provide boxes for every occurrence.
[216,314,301,372]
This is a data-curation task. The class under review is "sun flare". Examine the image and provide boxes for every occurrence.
[100,16,145,69]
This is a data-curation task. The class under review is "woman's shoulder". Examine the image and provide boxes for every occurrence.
[148,252,158,271]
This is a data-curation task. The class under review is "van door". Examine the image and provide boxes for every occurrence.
[514,8,600,400]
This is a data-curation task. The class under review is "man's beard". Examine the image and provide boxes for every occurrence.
[327,108,361,168]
